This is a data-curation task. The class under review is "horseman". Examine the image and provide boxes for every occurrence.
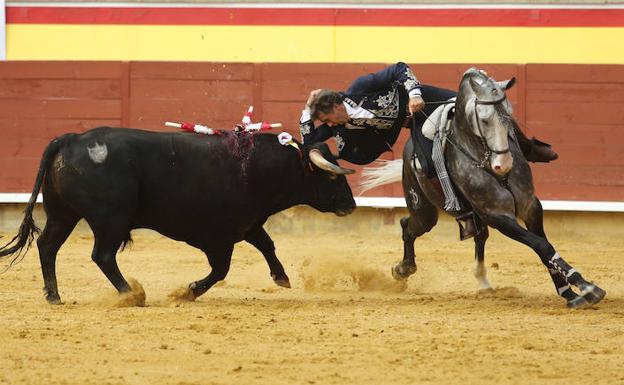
[300,62,557,238]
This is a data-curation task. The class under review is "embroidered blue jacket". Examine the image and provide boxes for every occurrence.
[299,62,421,165]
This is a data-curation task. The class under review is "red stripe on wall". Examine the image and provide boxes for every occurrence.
[7,7,624,27]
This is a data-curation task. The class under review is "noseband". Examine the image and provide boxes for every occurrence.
[473,94,511,156]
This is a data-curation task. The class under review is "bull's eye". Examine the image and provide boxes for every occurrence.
[328,173,337,181]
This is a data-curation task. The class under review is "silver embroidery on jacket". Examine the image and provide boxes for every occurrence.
[403,67,420,92]
[349,118,393,130]
[371,85,399,118]
[300,122,312,140]
[335,133,345,152]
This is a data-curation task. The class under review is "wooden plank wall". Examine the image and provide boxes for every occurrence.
[0,62,123,191]
[526,65,624,201]
[1,62,622,202]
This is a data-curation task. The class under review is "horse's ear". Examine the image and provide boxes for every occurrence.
[469,76,482,94]
[498,77,516,90]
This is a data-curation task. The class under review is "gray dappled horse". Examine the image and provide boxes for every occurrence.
[363,68,605,308]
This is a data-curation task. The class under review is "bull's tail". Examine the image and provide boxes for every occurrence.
[0,134,74,270]
[359,159,404,195]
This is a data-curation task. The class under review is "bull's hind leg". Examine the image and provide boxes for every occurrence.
[89,218,132,294]
[189,244,234,299]
[523,198,581,303]
[393,191,438,280]
[245,226,290,288]
[486,213,606,308]
[37,216,79,304]
[473,217,492,291]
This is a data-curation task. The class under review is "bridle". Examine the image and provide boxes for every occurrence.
[442,92,511,170]
[473,94,511,156]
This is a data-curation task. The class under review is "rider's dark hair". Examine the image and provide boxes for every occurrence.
[309,89,343,120]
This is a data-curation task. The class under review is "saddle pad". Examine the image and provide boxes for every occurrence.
[422,98,456,141]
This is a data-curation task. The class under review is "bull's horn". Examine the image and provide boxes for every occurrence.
[309,149,355,175]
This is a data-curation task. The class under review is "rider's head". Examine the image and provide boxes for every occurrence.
[309,89,349,127]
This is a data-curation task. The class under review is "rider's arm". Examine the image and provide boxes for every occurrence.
[347,62,422,98]
[348,62,424,114]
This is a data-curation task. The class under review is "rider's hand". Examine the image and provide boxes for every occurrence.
[306,89,323,108]
[408,96,425,115]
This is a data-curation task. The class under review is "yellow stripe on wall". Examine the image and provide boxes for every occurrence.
[8,25,624,64]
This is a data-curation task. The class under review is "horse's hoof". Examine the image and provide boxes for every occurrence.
[581,284,606,306]
[566,295,589,309]
[477,287,495,296]
[392,263,417,280]
[272,274,291,288]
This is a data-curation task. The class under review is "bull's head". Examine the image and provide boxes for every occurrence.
[303,143,356,217]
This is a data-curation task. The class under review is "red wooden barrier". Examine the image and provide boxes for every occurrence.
[1,62,622,201]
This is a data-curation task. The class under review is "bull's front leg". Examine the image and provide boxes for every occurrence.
[245,226,291,288]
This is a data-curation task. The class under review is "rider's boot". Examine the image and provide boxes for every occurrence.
[456,212,477,241]
[513,121,558,163]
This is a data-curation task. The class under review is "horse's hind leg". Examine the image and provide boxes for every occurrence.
[472,217,492,291]
[486,211,606,308]
[37,215,79,304]
[523,198,580,303]
[393,190,437,280]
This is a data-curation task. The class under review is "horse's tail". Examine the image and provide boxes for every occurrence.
[359,159,404,194]
[0,134,75,270]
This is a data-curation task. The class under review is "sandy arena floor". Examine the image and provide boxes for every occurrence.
[0,215,623,385]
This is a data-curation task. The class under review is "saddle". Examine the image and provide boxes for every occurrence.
[410,100,455,179]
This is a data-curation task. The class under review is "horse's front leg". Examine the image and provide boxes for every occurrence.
[472,216,492,291]
[522,198,581,303]
[484,213,606,308]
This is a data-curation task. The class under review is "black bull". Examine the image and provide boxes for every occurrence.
[0,127,356,303]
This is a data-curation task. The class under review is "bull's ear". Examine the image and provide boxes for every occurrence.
[497,77,516,90]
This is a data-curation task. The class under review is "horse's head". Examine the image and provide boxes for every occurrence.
[456,68,516,176]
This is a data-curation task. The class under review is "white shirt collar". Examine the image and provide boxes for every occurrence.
[343,101,375,120]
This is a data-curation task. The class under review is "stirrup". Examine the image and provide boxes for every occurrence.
[456,211,477,241]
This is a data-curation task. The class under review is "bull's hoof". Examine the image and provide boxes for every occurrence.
[44,290,62,305]
[187,282,200,300]
[45,295,62,305]
[392,263,417,280]
[272,277,291,288]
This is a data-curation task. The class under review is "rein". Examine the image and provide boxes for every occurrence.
[428,93,511,170]
[419,87,517,213]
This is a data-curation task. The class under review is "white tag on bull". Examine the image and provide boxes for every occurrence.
[278,132,300,152]
[278,132,293,146]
